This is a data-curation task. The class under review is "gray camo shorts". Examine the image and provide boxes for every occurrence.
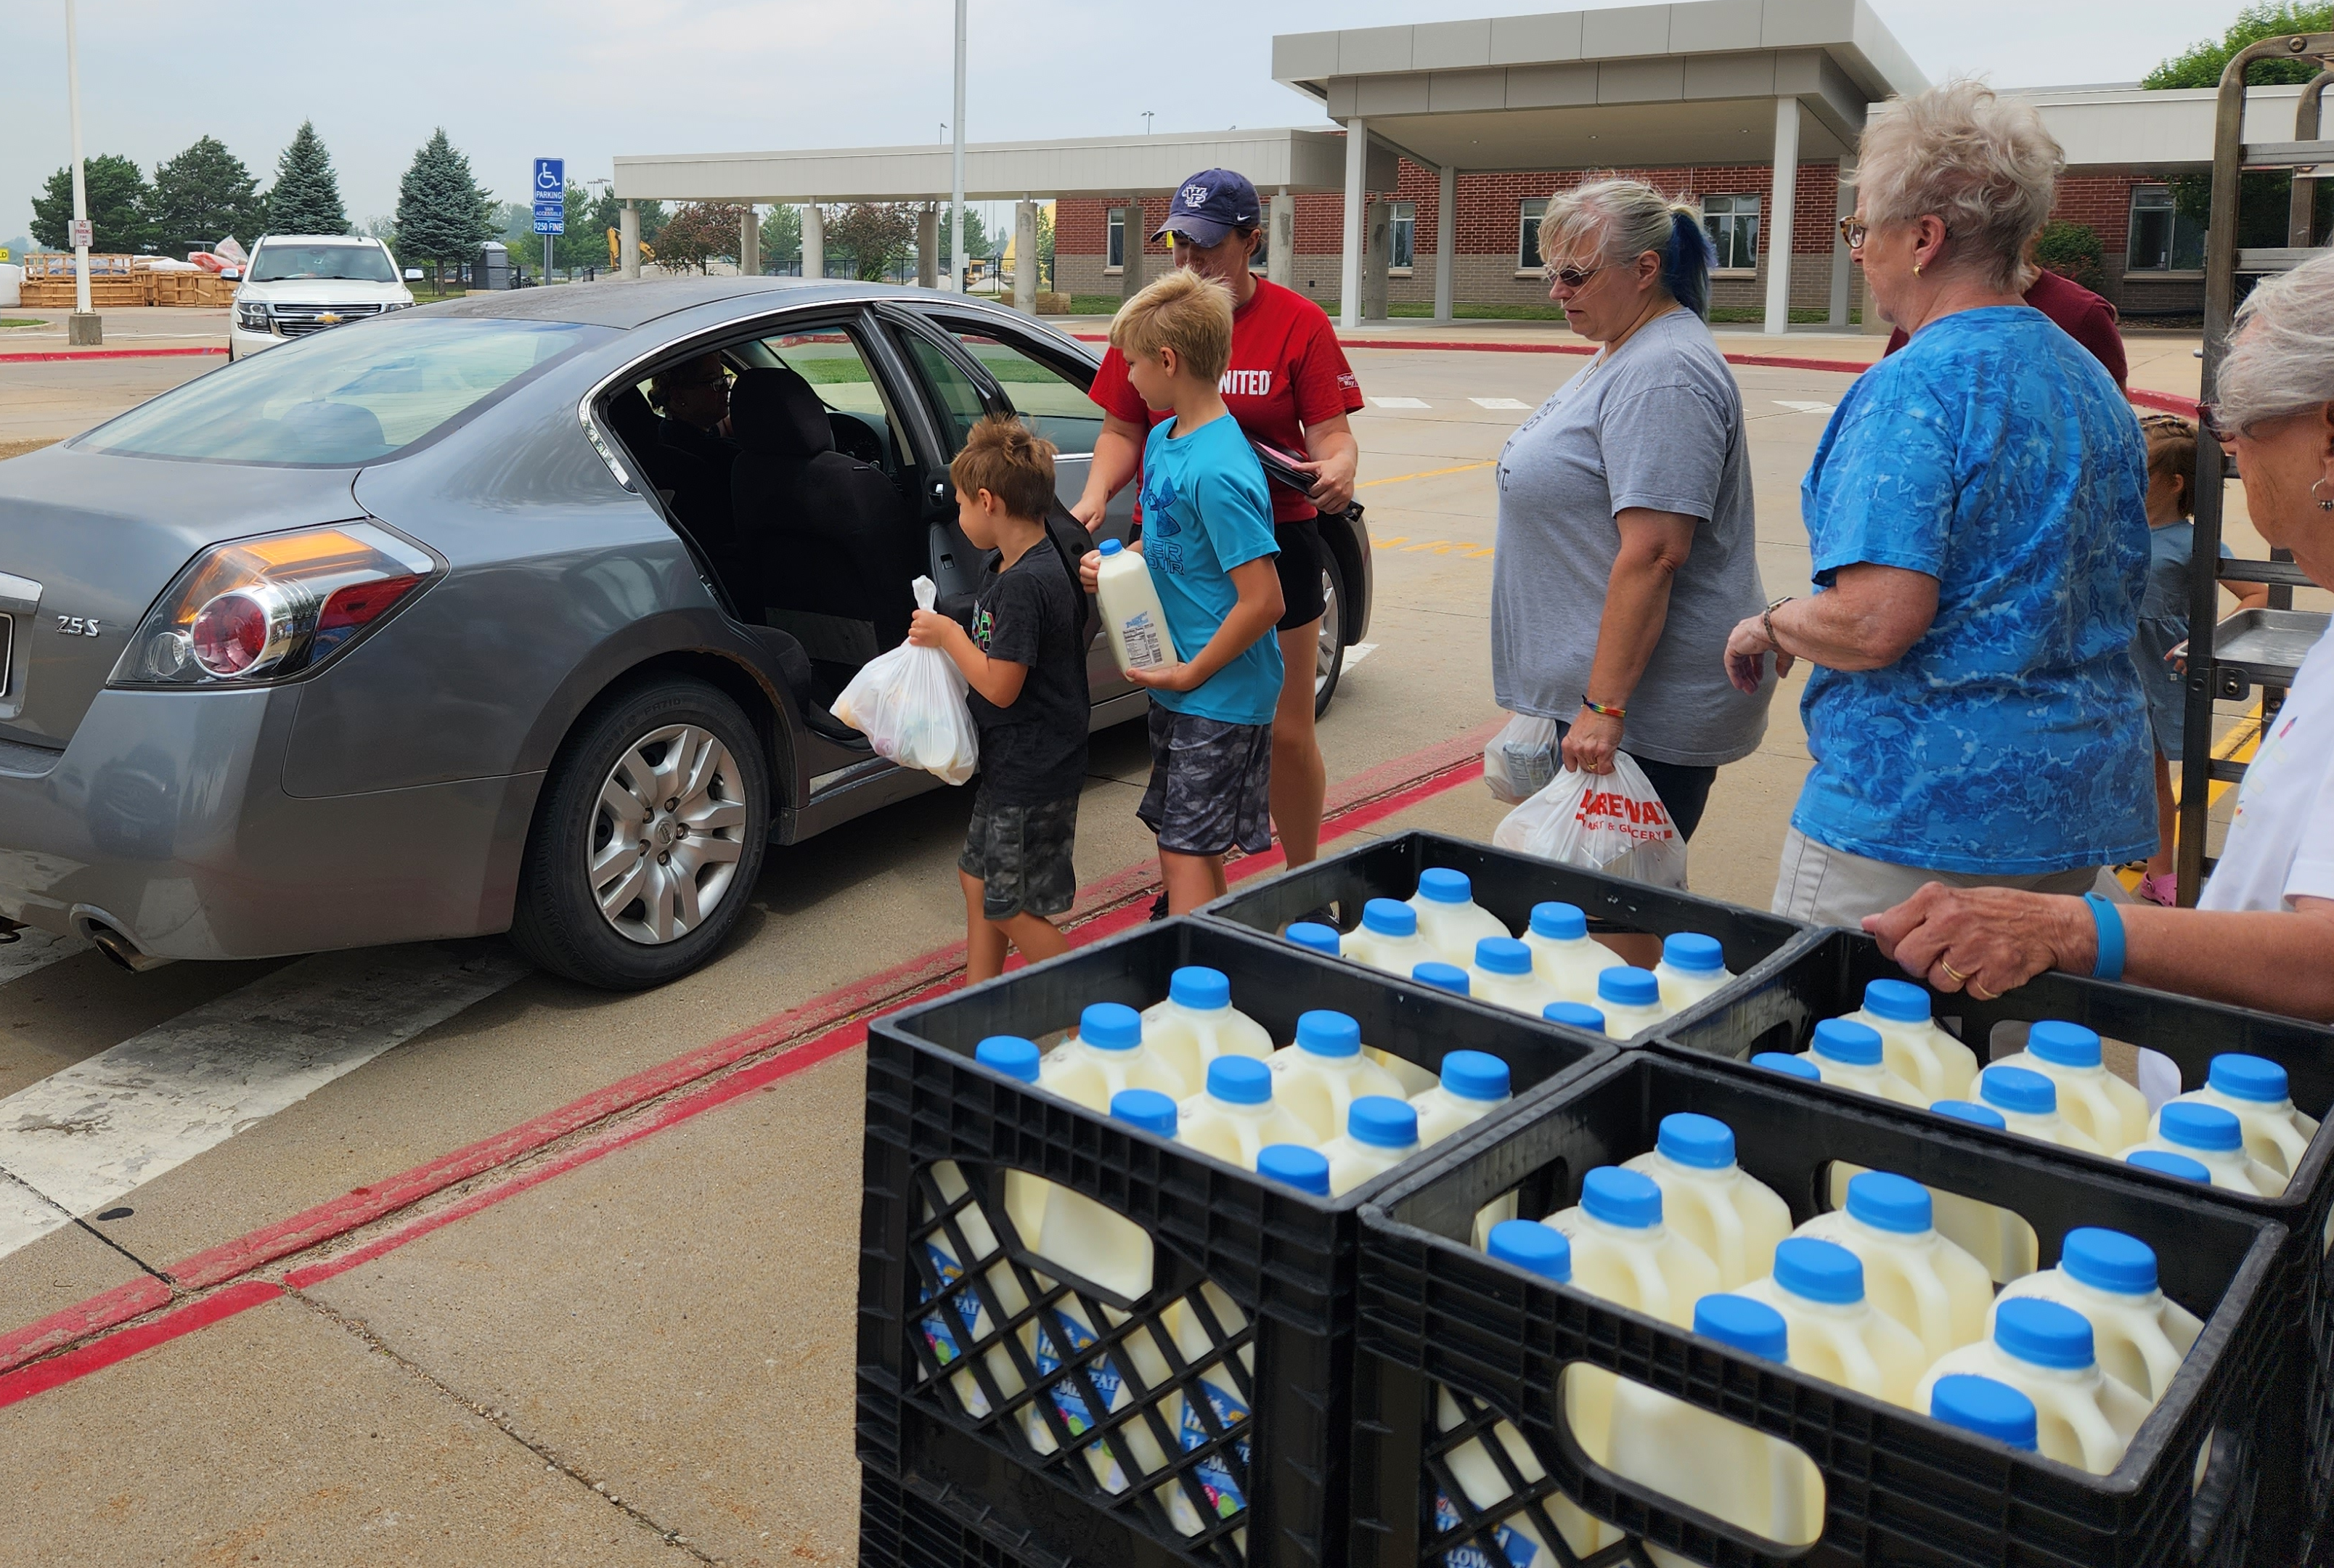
[960,790,1080,922]
[1138,705,1274,857]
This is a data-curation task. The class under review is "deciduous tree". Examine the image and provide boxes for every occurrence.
[29,154,150,252]
[147,136,269,256]
[2145,2,2334,87]
[823,202,917,282]
[658,202,751,274]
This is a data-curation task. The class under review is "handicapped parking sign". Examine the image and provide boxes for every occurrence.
[532,157,565,235]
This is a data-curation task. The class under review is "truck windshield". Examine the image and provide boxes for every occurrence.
[248,244,399,283]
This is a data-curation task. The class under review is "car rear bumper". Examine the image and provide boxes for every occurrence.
[0,688,539,962]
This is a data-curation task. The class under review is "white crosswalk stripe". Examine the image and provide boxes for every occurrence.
[1469,397,1531,410]
[1368,396,1431,409]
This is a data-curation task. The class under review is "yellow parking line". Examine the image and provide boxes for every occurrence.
[1358,460,1496,489]
[2115,698,2264,895]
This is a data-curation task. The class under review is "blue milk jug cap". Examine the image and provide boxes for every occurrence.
[1362,898,1418,937]
[1110,1088,1179,1136]
[1774,1236,1864,1304]
[1545,1001,1608,1033]
[1475,937,1533,976]
[1693,1294,1788,1362]
[1417,867,1472,904]
[1930,1098,2008,1130]
[1598,967,1660,1008]
[1207,1055,1273,1106]
[1811,1018,1883,1066]
[1294,1009,1361,1058]
[2027,1020,2102,1069]
[2209,1053,2290,1103]
[1580,1166,1663,1228]
[1441,1050,1511,1103]
[1994,1297,2095,1370]
[1286,920,1341,956]
[1257,1143,1330,1196]
[2128,1148,2213,1183]
[1079,1003,1143,1052]
[1098,536,1125,555]
[974,1035,1041,1083]
[1530,901,1588,941]
[1862,978,1933,1024]
[1846,1170,1933,1233]
[1930,1374,2039,1450]
[1168,965,1231,1011]
[1488,1220,1572,1282]
[1979,1065,2057,1116]
[1413,962,1470,995]
[1662,932,1724,973]
[1753,1051,1822,1082]
[2061,1227,2158,1296]
[1348,1095,1419,1150]
[2160,1101,2243,1152]
[1656,1112,1735,1170]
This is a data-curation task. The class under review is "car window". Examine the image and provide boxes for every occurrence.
[897,330,992,457]
[931,325,1102,458]
[248,244,398,284]
[715,324,904,473]
[80,317,603,466]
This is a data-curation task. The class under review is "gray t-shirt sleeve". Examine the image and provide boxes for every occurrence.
[1599,382,1731,523]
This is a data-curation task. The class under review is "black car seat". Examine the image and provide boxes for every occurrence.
[604,386,690,498]
[729,367,916,661]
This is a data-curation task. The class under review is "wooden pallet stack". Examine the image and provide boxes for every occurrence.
[19,253,235,308]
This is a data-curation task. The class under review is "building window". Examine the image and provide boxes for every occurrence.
[1519,198,1548,271]
[1391,201,1416,271]
[2127,185,2204,271]
[1106,210,1125,271]
[1704,194,1760,271]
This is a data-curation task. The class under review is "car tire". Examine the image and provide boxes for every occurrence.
[510,676,771,990]
[1313,545,1348,719]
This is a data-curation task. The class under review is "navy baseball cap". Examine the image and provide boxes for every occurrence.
[1154,168,1261,246]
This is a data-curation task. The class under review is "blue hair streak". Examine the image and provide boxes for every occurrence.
[1664,208,1716,320]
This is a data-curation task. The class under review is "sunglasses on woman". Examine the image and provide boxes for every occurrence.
[1542,261,1615,289]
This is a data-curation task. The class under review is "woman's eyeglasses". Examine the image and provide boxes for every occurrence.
[1837,217,1870,249]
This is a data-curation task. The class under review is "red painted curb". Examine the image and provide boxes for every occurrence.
[0,1275,171,1374]
[0,1281,279,1409]
[0,346,226,364]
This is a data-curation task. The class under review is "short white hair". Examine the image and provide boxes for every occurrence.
[1854,80,2062,293]
[2218,250,2334,433]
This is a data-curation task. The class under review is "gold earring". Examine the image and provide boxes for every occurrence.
[1913,261,1924,277]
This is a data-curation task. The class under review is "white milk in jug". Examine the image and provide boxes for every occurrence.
[1319,1095,1422,1197]
[1342,898,1438,980]
[1284,920,1341,958]
[1977,1066,2105,1153]
[1411,1050,1514,1147]
[1652,932,1733,1015]
[1042,1002,1192,1108]
[1141,966,1272,1090]
[1524,901,1624,1005]
[1794,1171,1992,1361]
[1800,1018,1927,1108]
[1093,538,1180,677]
[2164,1054,2319,1180]
[1408,867,1511,967]
[1734,1237,1927,1408]
[1594,966,1670,1035]
[1993,1021,2150,1152]
[1916,1298,2150,1475]
[2119,1102,2285,1195]
[1922,1099,2043,1282]
[1467,937,1563,1017]
[1620,1112,1791,1289]
[1267,1009,1408,1143]
[922,1042,1038,1420]
[1929,1373,2039,1451]
[1178,1056,1316,1172]
[1838,979,1978,1102]
[1993,1227,2201,1405]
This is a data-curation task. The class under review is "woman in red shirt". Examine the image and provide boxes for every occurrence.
[1072,168,1363,867]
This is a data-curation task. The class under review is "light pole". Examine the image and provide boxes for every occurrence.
[950,0,966,293]
[1143,112,1154,134]
[64,0,99,345]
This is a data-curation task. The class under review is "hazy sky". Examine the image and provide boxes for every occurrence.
[1,0,2253,248]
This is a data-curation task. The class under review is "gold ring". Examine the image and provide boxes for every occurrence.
[1939,959,1970,984]
[1969,981,1998,1001]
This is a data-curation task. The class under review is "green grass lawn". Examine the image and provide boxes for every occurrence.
[0,318,43,329]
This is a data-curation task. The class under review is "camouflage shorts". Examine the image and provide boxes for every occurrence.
[960,791,1080,922]
[1137,706,1275,857]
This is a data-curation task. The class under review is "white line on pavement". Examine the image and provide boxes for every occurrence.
[1344,642,1377,669]
[1774,400,1836,415]
[1469,397,1531,410]
[0,942,529,1264]
[0,929,88,987]
[1368,396,1431,409]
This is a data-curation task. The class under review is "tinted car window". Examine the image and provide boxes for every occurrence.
[81,318,605,467]
[248,244,399,283]
[936,327,1102,457]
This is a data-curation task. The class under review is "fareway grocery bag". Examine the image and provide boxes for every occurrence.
[831,578,980,786]
[1493,751,1689,890]
[1482,713,1559,804]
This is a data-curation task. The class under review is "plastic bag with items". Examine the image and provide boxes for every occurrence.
[1493,751,1689,890]
[831,578,981,787]
[1482,713,1559,804]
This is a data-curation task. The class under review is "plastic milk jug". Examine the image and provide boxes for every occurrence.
[1620,1112,1791,1290]
[2118,1102,2285,1195]
[1042,1003,1193,1108]
[1284,920,1340,958]
[1921,1100,2043,1282]
[1609,1294,1825,1567]
[1267,1010,1408,1143]
[1839,979,1978,1102]
[1319,1095,1422,1197]
[1342,898,1438,980]
[1093,537,1179,677]
[1408,867,1511,968]
[1594,967,1669,1035]
[1977,1066,2105,1153]
[1467,936,1564,1017]
[1523,901,1624,1005]
[1994,1022,2150,1152]
[1930,1373,2039,1451]
[1413,962,1470,998]
[1800,1018,1927,1108]
[1437,1222,1623,1563]
[921,1036,1039,1419]
[1994,1228,2202,1405]
[1411,1050,1514,1147]
[1754,1050,1822,1083]
[1652,932,1734,1015]
[1734,1237,1928,1409]
[1177,1056,1317,1172]
[1141,966,1273,1090]
[1794,1171,1993,1361]
[1916,1298,2150,1475]
[2128,1148,2213,1184]
[1544,1000,1609,1035]
[2164,1054,2319,1180]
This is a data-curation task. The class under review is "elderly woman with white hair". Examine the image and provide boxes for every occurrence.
[1492,178,1773,844]
[1725,81,2154,931]
[1862,248,2334,1021]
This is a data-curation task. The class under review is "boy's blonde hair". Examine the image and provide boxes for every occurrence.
[950,414,1058,523]
[1109,269,1235,384]
[2139,412,2198,519]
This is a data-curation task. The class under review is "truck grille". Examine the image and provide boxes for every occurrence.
[274,303,387,338]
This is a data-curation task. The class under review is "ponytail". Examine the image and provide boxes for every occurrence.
[1539,179,1715,318]
[1662,208,1715,320]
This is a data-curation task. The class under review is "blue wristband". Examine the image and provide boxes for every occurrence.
[2083,892,2126,983]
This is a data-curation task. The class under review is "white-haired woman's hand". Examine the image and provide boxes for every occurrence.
[1723,613,1791,694]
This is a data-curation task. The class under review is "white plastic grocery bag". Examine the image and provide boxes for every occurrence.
[1492,751,1689,890]
[1482,713,1559,804]
[831,578,981,786]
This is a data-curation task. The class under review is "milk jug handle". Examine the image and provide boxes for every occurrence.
[1902,1254,1956,1353]
[2068,1400,2126,1474]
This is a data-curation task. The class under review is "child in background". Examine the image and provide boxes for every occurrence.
[910,416,1090,980]
[1080,270,1285,915]
[2131,413,2269,905]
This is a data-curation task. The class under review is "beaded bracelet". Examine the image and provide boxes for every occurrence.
[1581,697,1627,719]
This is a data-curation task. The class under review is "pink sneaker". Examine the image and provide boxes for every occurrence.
[2135,873,2178,907]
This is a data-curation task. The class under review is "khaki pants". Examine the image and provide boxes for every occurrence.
[1769,825,2102,928]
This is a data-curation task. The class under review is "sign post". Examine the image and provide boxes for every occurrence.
[64,0,99,343]
[532,157,565,283]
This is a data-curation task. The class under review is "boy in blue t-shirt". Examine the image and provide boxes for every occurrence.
[1080,269,1284,912]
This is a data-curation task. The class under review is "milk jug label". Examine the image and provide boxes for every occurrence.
[918,1243,990,1417]
[1433,1489,1537,1567]
[1121,611,1168,670]
[1035,1310,1131,1490]
[1178,1376,1250,1519]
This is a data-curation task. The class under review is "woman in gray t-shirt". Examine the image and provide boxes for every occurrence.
[1491,179,1774,840]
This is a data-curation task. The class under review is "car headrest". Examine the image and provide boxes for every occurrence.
[729,367,834,459]
[603,385,659,453]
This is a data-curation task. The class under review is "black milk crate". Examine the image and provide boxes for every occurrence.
[1196,830,1819,1040]
[1352,1048,2293,1568]
[1657,928,2334,1557]
[860,917,1616,1568]
[860,1457,1061,1568]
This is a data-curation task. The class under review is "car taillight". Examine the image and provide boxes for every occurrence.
[111,521,438,689]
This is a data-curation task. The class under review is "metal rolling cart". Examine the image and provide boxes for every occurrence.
[2177,31,2334,904]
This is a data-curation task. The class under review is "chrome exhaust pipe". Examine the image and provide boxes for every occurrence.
[81,920,174,973]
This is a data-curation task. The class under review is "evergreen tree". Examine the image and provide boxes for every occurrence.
[759,203,801,269]
[394,128,497,288]
[267,121,348,235]
[28,154,151,251]
[147,136,269,256]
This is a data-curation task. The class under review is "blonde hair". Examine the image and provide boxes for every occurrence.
[950,414,1058,522]
[2217,249,2334,434]
[1109,269,1235,384]
[1538,178,1715,316]
[1853,80,2062,293]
